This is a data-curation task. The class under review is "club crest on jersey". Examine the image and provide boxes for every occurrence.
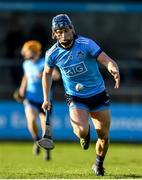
[76,51,85,59]
[62,61,88,77]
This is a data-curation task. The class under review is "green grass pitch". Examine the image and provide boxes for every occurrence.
[0,141,142,179]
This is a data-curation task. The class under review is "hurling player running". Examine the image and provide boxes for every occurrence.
[42,14,120,175]
[16,40,59,160]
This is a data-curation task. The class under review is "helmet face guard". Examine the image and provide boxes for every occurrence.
[52,14,73,31]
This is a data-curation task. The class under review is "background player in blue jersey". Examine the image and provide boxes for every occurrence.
[42,14,120,175]
[14,40,60,160]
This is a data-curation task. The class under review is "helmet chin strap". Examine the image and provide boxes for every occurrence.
[60,39,73,48]
[59,33,75,49]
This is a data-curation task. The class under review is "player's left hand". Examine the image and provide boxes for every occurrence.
[110,69,120,88]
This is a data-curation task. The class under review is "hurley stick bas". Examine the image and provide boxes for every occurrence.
[38,109,54,150]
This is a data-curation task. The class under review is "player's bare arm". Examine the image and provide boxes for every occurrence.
[42,66,53,111]
[97,52,120,88]
[19,74,27,97]
[52,68,60,81]
[13,75,27,103]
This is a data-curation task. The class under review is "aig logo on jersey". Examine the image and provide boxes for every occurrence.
[62,61,88,77]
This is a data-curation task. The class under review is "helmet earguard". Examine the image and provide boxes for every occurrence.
[52,14,73,31]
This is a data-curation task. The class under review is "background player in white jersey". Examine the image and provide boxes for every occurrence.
[14,40,60,160]
[42,14,120,175]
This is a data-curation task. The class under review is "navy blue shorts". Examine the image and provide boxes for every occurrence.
[24,99,45,114]
[65,90,110,112]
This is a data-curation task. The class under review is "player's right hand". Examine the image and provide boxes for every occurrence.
[13,89,24,103]
[42,100,51,112]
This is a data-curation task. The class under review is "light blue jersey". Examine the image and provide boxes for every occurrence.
[23,57,44,103]
[45,35,105,98]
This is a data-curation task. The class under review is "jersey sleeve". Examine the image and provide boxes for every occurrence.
[45,51,55,68]
[88,39,102,58]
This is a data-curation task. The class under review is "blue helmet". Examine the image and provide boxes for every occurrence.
[52,14,72,31]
